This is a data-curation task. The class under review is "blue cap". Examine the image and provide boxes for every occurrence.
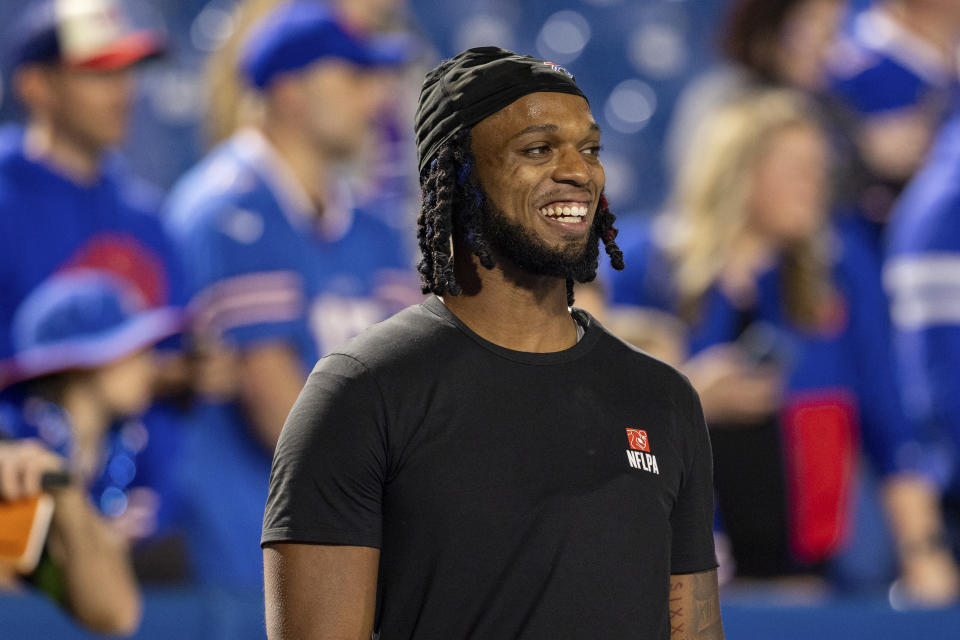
[8,0,165,71]
[1,269,181,387]
[240,1,411,89]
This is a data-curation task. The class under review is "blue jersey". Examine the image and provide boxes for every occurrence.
[0,125,183,360]
[162,128,416,585]
[886,108,960,489]
[164,129,413,365]
[826,6,958,116]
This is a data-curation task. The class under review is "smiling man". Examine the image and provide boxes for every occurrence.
[261,47,723,640]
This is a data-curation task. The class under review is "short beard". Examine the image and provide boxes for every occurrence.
[478,195,600,283]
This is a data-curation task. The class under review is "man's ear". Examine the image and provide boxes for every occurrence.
[12,65,54,112]
[263,74,306,124]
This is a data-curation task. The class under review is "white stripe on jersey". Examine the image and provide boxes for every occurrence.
[885,254,960,328]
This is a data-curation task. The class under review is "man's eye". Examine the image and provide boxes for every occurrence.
[583,145,603,157]
[524,145,550,156]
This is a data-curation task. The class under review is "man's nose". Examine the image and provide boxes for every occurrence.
[552,145,590,186]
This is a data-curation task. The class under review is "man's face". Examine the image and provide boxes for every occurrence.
[470,92,605,278]
[299,59,387,159]
[41,66,136,151]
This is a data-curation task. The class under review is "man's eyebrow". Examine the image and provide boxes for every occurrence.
[509,122,603,140]
[510,124,558,140]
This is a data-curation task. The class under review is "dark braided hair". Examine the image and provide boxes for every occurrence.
[417,129,624,306]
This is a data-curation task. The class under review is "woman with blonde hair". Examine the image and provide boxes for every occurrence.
[611,89,959,601]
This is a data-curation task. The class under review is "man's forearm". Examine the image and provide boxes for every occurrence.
[669,570,724,639]
[48,488,141,635]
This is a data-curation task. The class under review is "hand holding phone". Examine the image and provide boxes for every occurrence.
[0,440,71,574]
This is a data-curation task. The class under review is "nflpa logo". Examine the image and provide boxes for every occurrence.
[625,428,650,452]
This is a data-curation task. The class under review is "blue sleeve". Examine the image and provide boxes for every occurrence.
[171,197,307,349]
[886,115,960,479]
[835,221,917,476]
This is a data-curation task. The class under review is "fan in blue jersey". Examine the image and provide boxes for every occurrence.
[0,0,193,584]
[887,107,960,564]
[162,1,417,586]
[0,0,178,365]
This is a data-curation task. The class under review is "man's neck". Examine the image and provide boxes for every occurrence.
[442,252,579,353]
[258,120,329,215]
[24,120,102,184]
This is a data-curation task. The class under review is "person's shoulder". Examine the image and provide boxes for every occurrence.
[164,139,270,238]
[322,299,454,374]
[0,125,25,169]
[889,113,960,255]
[0,126,37,203]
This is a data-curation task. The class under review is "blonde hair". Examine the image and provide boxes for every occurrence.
[667,89,831,327]
[203,0,285,147]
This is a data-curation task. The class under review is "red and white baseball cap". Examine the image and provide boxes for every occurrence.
[10,0,165,71]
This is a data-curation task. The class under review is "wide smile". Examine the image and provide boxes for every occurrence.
[537,201,592,230]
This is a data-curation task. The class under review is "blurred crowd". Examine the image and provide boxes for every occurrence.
[2,0,960,634]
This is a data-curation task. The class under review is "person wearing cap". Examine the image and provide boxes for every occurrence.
[0,0,182,365]
[162,0,418,586]
[261,47,722,639]
[0,268,181,635]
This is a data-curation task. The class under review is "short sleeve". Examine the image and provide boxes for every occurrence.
[669,383,719,574]
[261,354,387,549]
[178,204,307,348]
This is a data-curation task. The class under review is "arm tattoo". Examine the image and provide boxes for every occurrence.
[691,571,723,637]
[670,580,685,635]
[670,572,724,639]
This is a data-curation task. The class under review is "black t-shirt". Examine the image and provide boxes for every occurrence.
[262,296,717,639]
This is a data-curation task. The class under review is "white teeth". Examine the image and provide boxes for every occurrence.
[538,203,588,219]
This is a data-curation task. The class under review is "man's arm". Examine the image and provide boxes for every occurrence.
[263,543,379,640]
[881,474,960,605]
[0,440,141,635]
[669,569,724,640]
[47,487,142,635]
[238,342,308,451]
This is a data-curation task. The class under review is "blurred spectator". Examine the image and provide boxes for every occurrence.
[0,268,182,635]
[203,0,418,148]
[826,0,960,224]
[0,0,184,371]
[887,106,960,578]
[162,0,418,586]
[202,0,426,242]
[665,0,848,177]
[614,90,958,604]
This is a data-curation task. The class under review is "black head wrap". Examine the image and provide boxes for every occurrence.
[414,46,587,175]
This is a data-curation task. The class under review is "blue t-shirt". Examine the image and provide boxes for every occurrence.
[162,129,417,585]
[0,125,184,360]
